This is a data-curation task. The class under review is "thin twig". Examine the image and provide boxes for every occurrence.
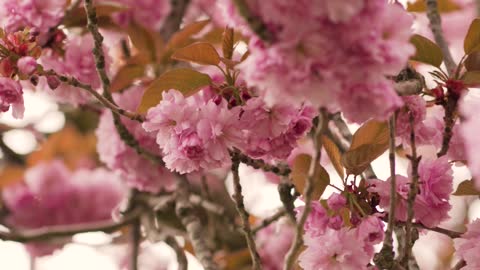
[175,176,219,270]
[165,236,188,270]
[404,112,422,266]
[277,177,298,223]
[452,259,466,270]
[284,110,327,270]
[235,151,291,176]
[252,209,287,235]
[43,71,144,122]
[0,208,142,243]
[160,0,191,40]
[374,114,397,269]
[231,150,263,270]
[425,0,456,75]
[231,0,272,41]
[130,219,141,270]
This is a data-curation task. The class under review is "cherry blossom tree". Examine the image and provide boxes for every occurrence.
[0,0,479,270]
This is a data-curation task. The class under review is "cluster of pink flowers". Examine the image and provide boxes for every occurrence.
[39,35,109,105]
[0,77,24,118]
[107,0,171,31]
[222,0,414,123]
[238,97,317,161]
[298,194,384,269]
[2,160,126,256]
[369,156,453,228]
[255,221,294,270]
[143,89,243,174]
[0,0,65,43]
[454,219,480,270]
[142,90,316,174]
[96,86,176,192]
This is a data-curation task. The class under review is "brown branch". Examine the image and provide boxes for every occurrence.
[425,0,456,75]
[0,207,141,243]
[452,259,466,270]
[252,209,287,235]
[235,151,291,176]
[374,115,397,269]
[277,177,298,223]
[160,0,191,41]
[231,151,263,270]
[165,235,188,270]
[232,0,272,42]
[43,71,144,122]
[130,219,141,270]
[437,96,458,157]
[284,109,327,270]
[175,176,219,270]
[403,112,422,266]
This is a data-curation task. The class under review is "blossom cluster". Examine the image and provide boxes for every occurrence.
[2,160,126,256]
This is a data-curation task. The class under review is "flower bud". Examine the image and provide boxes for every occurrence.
[46,75,61,90]
[17,56,37,75]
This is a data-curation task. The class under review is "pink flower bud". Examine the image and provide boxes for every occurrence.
[46,75,61,90]
[17,56,37,75]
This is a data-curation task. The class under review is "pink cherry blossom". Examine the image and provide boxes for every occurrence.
[460,96,480,187]
[299,228,370,270]
[143,89,243,174]
[39,35,110,105]
[256,221,294,270]
[2,160,126,256]
[17,56,37,75]
[96,86,176,192]
[370,157,452,228]
[454,219,480,270]
[0,77,24,118]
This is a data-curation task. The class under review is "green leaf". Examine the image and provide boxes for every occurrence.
[172,42,221,66]
[453,180,480,196]
[465,51,480,71]
[312,164,330,200]
[167,20,210,50]
[464,19,480,54]
[342,120,389,175]
[407,0,461,13]
[462,71,480,86]
[138,68,212,113]
[110,65,145,93]
[410,34,444,67]
[222,27,235,60]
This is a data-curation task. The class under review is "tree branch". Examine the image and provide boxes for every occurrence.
[0,207,141,243]
[403,112,422,267]
[160,0,191,41]
[284,109,327,270]
[175,176,219,270]
[130,219,141,270]
[425,0,456,75]
[231,150,262,270]
[232,0,272,42]
[234,151,291,176]
[252,209,287,235]
[374,115,397,269]
[165,235,188,270]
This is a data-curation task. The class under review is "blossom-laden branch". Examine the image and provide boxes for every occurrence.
[231,150,263,270]
[284,110,327,270]
[165,236,188,270]
[175,176,219,270]
[425,0,456,75]
[374,115,397,269]
[403,112,422,267]
[0,207,142,243]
